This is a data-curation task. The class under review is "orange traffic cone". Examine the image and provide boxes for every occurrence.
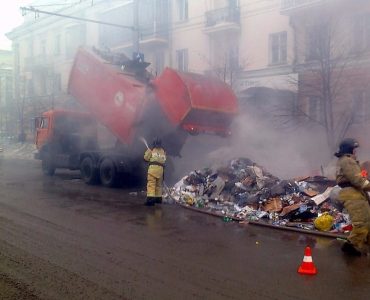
[298,246,317,275]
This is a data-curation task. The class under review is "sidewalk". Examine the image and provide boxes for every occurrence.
[1,142,36,160]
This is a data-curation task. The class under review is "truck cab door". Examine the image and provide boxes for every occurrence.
[35,116,50,150]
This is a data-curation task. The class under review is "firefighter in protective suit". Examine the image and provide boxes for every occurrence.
[335,138,370,256]
[144,138,166,206]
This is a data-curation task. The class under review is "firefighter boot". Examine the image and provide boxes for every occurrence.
[155,197,163,204]
[144,197,155,206]
[341,242,362,257]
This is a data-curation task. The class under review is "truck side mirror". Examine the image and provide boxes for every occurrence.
[34,117,41,129]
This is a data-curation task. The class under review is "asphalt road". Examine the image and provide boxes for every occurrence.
[0,156,369,300]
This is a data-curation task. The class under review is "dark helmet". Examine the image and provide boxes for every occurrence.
[152,137,162,148]
[335,138,359,157]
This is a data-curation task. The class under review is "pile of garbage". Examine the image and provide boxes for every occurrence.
[166,158,352,235]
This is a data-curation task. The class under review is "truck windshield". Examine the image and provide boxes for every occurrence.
[54,115,96,135]
[40,118,49,129]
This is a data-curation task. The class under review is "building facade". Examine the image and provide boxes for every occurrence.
[0,50,14,138]
[6,0,370,152]
[7,0,295,108]
[282,0,370,151]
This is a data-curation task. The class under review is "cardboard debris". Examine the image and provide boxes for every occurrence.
[302,188,319,197]
[311,187,333,206]
[165,157,351,235]
[263,197,283,213]
[279,203,301,217]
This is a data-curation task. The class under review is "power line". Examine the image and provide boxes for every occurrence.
[18,2,285,56]
[20,1,281,36]
[20,6,136,30]
[29,2,83,8]
[168,4,280,35]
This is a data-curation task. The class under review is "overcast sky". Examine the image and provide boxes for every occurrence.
[0,1,31,50]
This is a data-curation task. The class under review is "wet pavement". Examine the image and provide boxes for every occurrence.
[0,157,369,299]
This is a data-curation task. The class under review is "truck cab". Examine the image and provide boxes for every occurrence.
[35,109,98,175]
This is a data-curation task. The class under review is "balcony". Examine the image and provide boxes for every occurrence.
[280,0,327,14]
[138,0,169,48]
[139,23,169,48]
[204,7,240,36]
[24,55,54,72]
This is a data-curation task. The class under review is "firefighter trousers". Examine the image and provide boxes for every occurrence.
[341,198,370,253]
[147,173,163,198]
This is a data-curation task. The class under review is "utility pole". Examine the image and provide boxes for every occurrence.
[0,77,2,134]
[133,0,140,54]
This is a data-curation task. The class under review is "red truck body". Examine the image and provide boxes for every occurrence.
[35,47,238,187]
[68,48,237,144]
[68,48,147,144]
[153,67,237,135]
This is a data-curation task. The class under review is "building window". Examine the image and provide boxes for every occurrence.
[40,39,46,56]
[353,91,370,123]
[214,0,239,9]
[353,14,370,53]
[27,79,34,97]
[269,32,287,65]
[155,52,165,75]
[177,0,188,21]
[28,39,34,57]
[99,5,133,48]
[66,24,86,59]
[40,76,47,95]
[308,96,323,122]
[176,49,188,72]
[306,23,329,61]
[54,35,61,55]
[40,117,49,129]
[54,74,62,92]
[228,46,239,70]
[229,0,239,8]
[5,76,12,100]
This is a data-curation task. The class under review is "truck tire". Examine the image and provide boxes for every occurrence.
[42,156,56,176]
[100,158,118,187]
[80,157,99,185]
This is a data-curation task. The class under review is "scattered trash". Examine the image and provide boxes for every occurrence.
[129,192,138,196]
[223,216,233,222]
[336,237,347,242]
[165,157,351,237]
[298,246,317,275]
[311,187,333,205]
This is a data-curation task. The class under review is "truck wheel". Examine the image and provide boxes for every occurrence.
[100,158,117,187]
[42,156,56,176]
[80,157,99,185]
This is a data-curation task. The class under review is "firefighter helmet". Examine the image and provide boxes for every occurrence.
[335,138,359,157]
[152,137,162,148]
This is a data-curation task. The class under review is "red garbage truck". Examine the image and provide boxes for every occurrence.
[34,47,238,187]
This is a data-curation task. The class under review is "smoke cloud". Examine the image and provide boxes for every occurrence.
[173,109,334,182]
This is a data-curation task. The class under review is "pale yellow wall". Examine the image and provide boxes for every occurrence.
[293,2,370,64]
[171,0,210,73]
[170,0,293,73]
[12,0,294,95]
[14,1,107,96]
[240,0,293,71]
